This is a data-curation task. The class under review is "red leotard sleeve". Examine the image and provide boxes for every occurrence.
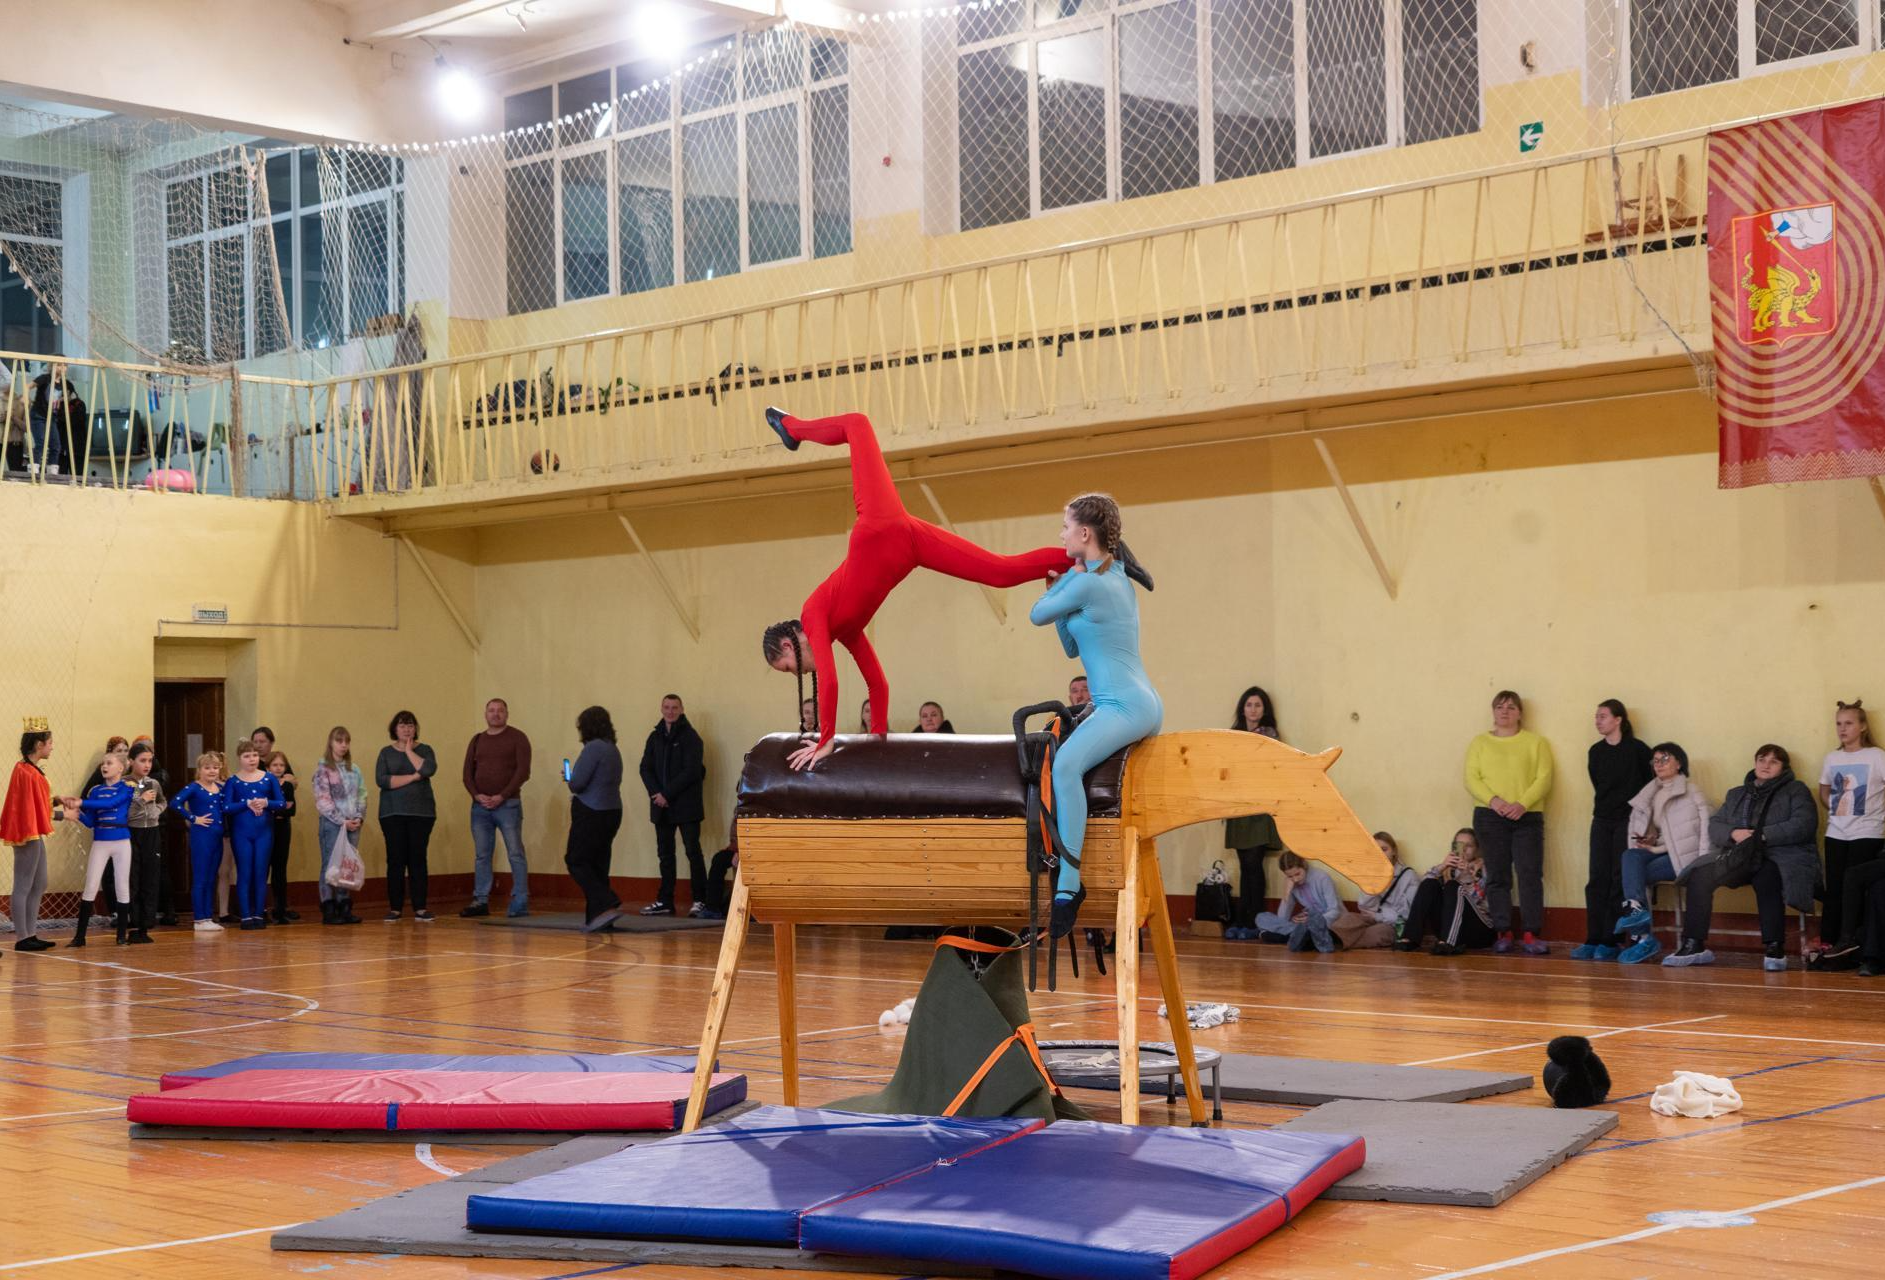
[802,587,841,750]
[844,632,891,735]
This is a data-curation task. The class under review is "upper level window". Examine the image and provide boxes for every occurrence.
[0,173,64,355]
[165,150,404,359]
[502,28,852,316]
[1628,0,1872,97]
[955,0,1481,231]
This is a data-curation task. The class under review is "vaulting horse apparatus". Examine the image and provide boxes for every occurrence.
[682,728,1393,1130]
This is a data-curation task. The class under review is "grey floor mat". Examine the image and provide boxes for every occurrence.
[271,1117,987,1274]
[1055,1051,1531,1105]
[474,911,719,932]
[1275,1099,1618,1206]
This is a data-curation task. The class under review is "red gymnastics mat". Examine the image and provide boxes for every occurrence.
[127,1068,745,1133]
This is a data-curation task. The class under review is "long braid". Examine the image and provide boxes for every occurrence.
[802,633,818,736]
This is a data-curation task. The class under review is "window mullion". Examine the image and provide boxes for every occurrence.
[1386,0,1405,147]
[1029,37,1043,215]
[1105,16,1121,204]
[1293,0,1311,164]
[1198,0,1215,185]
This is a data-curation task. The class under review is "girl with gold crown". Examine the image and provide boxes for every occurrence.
[3,718,60,952]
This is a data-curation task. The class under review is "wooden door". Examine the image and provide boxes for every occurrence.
[153,680,224,909]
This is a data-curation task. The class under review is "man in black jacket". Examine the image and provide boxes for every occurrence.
[638,694,707,916]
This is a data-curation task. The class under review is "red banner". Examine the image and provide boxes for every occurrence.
[1709,100,1885,488]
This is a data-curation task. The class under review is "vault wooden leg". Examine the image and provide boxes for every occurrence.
[1140,839,1208,1126]
[684,873,751,1132]
[774,922,799,1107]
[1115,826,1142,1125]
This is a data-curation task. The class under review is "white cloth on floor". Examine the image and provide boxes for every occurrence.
[1649,1071,1743,1118]
[1157,1001,1240,1030]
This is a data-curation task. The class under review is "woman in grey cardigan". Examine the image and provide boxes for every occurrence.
[1673,744,1821,971]
[376,710,439,922]
[564,705,626,933]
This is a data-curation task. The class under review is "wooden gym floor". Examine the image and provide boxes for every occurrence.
[4,922,1884,1278]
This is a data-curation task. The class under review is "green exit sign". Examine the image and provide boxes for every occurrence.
[1519,121,1544,153]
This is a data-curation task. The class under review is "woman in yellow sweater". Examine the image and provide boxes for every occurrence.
[1465,690,1555,955]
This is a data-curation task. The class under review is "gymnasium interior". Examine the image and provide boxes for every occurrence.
[4,0,1885,1276]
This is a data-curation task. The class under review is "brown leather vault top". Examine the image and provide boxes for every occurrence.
[737,733,1126,821]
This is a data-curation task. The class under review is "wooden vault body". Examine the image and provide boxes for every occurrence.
[683,729,1391,1130]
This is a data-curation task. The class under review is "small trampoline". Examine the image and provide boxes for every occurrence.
[159,1051,699,1091]
[128,1068,744,1133]
[1036,1040,1225,1121]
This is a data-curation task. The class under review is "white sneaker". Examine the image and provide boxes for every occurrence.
[194,920,223,933]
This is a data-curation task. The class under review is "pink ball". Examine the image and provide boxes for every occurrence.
[143,468,195,493]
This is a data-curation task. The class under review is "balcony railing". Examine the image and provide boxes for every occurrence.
[2,132,1711,509]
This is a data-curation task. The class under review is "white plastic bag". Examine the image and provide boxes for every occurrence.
[323,826,366,892]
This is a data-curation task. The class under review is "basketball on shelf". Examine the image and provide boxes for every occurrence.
[531,451,561,474]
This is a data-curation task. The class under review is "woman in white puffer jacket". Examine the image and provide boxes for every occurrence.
[1614,742,1713,964]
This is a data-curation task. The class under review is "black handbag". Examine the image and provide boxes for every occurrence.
[1715,787,1777,889]
[1194,860,1235,924]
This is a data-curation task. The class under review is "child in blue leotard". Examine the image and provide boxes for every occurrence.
[67,753,135,948]
[171,753,230,934]
[1029,493,1162,938]
[225,739,287,930]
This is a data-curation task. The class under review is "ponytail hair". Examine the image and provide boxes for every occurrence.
[1065,492,1123,575]
[1837,698,1874,748]
[1598,698,1634,740]
[763,619,817,735]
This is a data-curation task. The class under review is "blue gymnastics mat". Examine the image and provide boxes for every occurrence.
[799,1121,1365,1280]
[162,1051,698,1090]
[466,1106,1042,1245]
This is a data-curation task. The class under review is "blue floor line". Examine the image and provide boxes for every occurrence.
[1576,1090,1885,1154]
[0,1053,158,1084]
[0,1076,131,1104]
[1606,1055,1838,1104]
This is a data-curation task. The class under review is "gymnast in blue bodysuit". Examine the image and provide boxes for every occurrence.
[1029,492,1162,938]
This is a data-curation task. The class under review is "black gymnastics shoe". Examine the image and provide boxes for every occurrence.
[1049,886,1087,940]
[1115,540,1155,592]
[765,406,798,451]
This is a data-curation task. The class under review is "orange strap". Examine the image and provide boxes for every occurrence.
[940,1021,1062,1117]
[934,934,1023,957]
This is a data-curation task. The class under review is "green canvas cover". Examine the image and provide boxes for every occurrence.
[833,931,1089,1123]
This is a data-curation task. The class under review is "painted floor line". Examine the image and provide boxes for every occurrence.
[1400,1014,1726,1067]
[0,1105,125,1123]
[1425,1172,1885,1278]
[0,1223,305,1272]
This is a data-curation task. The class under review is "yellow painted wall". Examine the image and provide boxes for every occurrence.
[467,384,1876,924]
[10,379,1875,924]
[0,487,478,899]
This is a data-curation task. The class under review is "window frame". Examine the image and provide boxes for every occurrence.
[162,150,406,358]
[0,169,68,357]
[952,0,1479,232]
[1622,0,1883,100]
[502,31,854,314]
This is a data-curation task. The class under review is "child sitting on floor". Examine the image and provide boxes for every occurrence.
[1254,851,1345,952]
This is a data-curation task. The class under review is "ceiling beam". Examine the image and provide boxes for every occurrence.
[353,0,531,42]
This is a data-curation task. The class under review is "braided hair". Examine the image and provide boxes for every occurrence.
[763,619,817,735]
[1065,492,1122,575]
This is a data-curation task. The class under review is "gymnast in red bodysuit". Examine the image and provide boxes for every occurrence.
[760,407,1070,771]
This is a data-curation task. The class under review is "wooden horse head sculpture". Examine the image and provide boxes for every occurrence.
[1123,730,1393,895]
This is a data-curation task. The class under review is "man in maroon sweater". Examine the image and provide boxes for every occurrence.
[460,698,532,917]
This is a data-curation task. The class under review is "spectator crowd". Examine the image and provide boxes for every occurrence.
[9,681,1885,977]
